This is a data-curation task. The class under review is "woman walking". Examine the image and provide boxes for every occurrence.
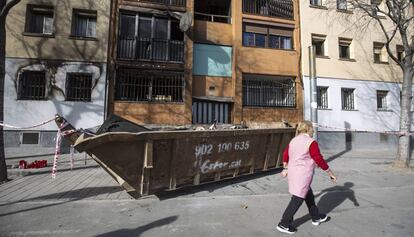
[276,121,337,234]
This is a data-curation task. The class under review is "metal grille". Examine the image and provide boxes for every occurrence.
[317,86,328,109]
[243,76,296,107]
[341,88,355,110]
[192,101,230,124]
[376,90,388,110]
[140,0,186,7]
[242,0,294,19]
[115,68,184,102]
[118,14,184,62]
[72,10,97,38]
[66,73,92,102]
[18,71,46,100]
[25,5,54,34]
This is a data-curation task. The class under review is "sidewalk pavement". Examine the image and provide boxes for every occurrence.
[0,149,413,237]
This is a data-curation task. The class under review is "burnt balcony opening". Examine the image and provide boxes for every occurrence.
[242,0,294,19]
[195,0,232,24]
[140,0,186,7]
[117,12,184,63]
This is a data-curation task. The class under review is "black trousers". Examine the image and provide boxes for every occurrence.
[279,188,320,227]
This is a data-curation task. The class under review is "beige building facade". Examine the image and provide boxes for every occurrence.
[300,0,412,150]
[4,0,110,156]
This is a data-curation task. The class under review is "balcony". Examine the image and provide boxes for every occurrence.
[118,38,184,63]
[140,0,186,7]
[242,0,294,19]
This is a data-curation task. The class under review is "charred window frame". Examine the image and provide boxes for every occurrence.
[242,0,294,19]
[194,0,232,24]
[243,22,293,50]
[25,5,54,35]
[18,71,47,100]
[71,9,97,38]
[242,74,296,107]
[118,12,184,62]
[115,68,184,103]
[341,88,355,110]
[65,73,93,102]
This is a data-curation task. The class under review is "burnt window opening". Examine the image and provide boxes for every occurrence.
[115,68,184,103]
[194,0,232,24]
[25,5,54,35]
[71,9,97,38]
[242,0,294,19]
[118,13,184,62]
[18,71,47,100]
[242,74,296,107]
[66,73,93,102]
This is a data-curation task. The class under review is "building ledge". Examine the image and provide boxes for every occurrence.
[309,5,328,10]
[339,58,356,62]
[22,32,55,38]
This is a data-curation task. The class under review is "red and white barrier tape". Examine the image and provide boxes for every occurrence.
[51,130,61,179]
[0,117,55,129]
[317,124,412,136]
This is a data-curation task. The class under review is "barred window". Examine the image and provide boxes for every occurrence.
[66,73,93,102]
[243,74,296,107]
[115,69,184,102]
[317,86,328,109]
[18,71,47,100]
[376,90,388,110]
[341,88,355,110]
[25,5,54,35]
[71,10,97,38]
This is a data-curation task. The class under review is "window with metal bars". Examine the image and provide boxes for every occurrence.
[71,9,97,38]
[66,73,93,102]
[242,0,294,19]
[25,5,54,35]
[18,71,47,100]
[118,13,184,62]
[115,68,184,103]
[376,90,388,110]
[341,88,355,110]
[317,86,328,109]
[242,74,296,107]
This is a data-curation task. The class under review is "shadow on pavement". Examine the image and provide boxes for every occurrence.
[156,168,283,200]
[0,186,122,217]
[94,216,179,237]
[293,182,359,228]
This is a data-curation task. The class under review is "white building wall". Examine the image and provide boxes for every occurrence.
[303,76,413,132]
[4,58,106,131]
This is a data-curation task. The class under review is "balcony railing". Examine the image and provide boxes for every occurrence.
[194,12,232,24]
[140,0,186,7]
[118,38,184,63]
[242,0,294,19]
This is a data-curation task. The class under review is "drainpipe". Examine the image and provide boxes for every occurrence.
[308,46,318,140]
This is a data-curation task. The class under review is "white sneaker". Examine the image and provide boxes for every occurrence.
[312,214,328,226]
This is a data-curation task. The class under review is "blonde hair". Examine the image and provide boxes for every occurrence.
[296,120,313,135]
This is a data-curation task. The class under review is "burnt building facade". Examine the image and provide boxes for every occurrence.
[108,0,303,127]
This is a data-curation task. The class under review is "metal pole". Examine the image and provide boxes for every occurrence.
[308,46,318,140]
